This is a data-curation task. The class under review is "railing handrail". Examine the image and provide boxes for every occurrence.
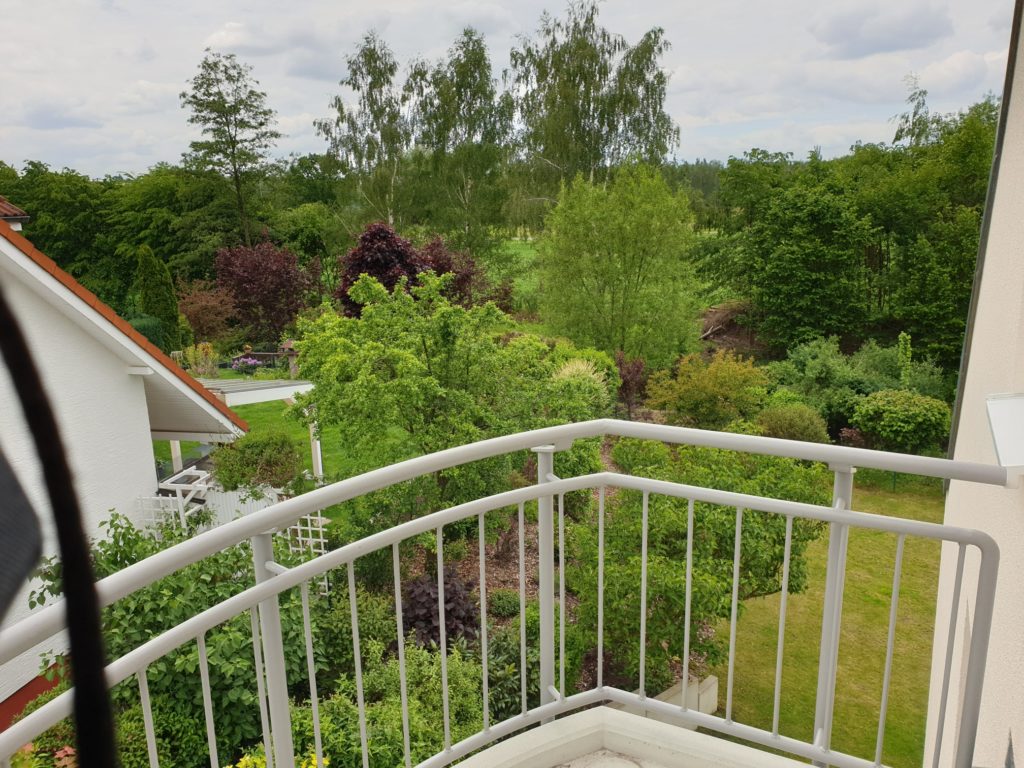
[0,418,1007,668]
[0,468,999,763]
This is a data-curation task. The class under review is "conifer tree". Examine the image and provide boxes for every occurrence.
[133,245,181,352]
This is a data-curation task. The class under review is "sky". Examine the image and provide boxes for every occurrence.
[0,0,1014,178]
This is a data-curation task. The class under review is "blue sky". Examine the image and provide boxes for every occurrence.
[0,0,1014,177]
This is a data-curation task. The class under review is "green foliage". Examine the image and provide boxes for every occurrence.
[132,245,181,351]
[851,389,951,454]
[211,430,303,496]
[291,641,482,767]
[575,439,829,690]
[755,403,830,443]
[405,28,511,258]
[646,350,770,429]
[769,337,951,435]
[743,180,874,349]
[313,586,396,686]
[315,32,410,227]
[509,2,677,190]
[29,514,316,762]
[537,165,700,366]
[487,588,520,619]
[295,274,614,543]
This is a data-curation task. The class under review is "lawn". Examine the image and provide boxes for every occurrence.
[712,478,945,767]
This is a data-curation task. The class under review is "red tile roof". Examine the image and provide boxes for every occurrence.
[0,196,29,222]
[0,220,248,433]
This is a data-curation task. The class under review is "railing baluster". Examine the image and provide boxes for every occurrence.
[137,668,159,768]
[518,502,528,715]
[558,493,566,699]
[347,561,369,768]
[875,534,906,765]
[478,512,490,729]
[436,527,452,750]
[933,543,967,768]
[196,634,219,768]
[682,498,694,710]
[251,533,294,768]
[300,583,324,768]
[393,543,412,768]
[639,491,650,698]
[597,487,605,690]
[815,466,855,760]
[248,608,274,768]
[533,446,557,713]
[772,515,794,736]
[726,507,744,723]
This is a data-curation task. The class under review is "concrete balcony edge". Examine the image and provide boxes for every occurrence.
[456,706,810,768]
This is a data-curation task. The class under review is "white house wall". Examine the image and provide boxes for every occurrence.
[0,260,158,700]
[924,15,1024,767]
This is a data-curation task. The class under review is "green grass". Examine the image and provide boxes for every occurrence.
[711,481,944,766]
[230,401,360,479]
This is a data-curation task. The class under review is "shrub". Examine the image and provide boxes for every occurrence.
[231,356,263,375]
[570,442,829,691]
[615,351,648,419]
[336,223,424,316]
[291,641,482,767]
[488,588,520,619]
[755,403,830,443]
[402,566,479,646]
[177,279,239,343]
[183,342,218,377]
[646,350,769,429]
[211,431,303,496]
[851,389,952,454]
[133,245,181,352]
[216,239,316,342]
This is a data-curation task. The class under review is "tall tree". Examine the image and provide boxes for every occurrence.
[406,28,512,257]
[180,49,281,246]
[508,1,678,192]
[316,33,411,227]
[537,164,700,366]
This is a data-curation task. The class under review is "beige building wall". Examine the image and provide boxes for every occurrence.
[925,10,1024,766]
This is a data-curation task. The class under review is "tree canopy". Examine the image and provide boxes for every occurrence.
[537,164,700,366]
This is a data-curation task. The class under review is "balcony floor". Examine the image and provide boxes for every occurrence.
[557,748,670,767]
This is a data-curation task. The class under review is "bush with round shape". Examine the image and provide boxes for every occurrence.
[756,403,830,443]
[851,388,951,454]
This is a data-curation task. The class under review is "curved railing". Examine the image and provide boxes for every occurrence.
[0,420,1006,768]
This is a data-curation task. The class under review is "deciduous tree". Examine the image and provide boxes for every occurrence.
[215,239,314,342]
[509,1,677,190]
[537,164,700,366]
[316,33,411,226]
[181,50,281,246]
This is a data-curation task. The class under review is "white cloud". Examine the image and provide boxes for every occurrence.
[810,1,954,58]
[921,50,988,93]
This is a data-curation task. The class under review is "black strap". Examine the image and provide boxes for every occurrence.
[0,287,116,768]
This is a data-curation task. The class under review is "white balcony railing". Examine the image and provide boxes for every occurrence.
[0,420,1005,768]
